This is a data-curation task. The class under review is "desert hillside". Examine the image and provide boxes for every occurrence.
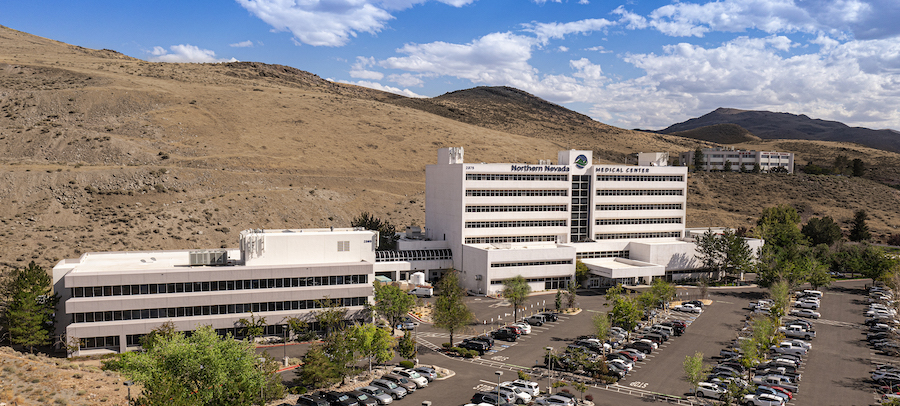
[0,25,899,273]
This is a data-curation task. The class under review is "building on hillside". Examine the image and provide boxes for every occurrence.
[54,147,763,356]
[680,147,794,173]
[53,228,377,356]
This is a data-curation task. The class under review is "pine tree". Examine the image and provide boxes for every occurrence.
[849,209,871,242]
[692,147,704,172]
[4,261,58,353]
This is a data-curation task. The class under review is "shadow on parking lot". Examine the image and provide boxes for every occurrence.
[833,376,875,391]
[711,291,767,300]
[830,286,867,295]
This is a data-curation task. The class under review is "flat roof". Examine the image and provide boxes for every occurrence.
[60,249,241,274]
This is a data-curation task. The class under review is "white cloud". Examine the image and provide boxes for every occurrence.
[229,40,255,48]
[558,46,569,52]
[524,18,615,45]
[569,58,605,82]
[388,73,425,87]
[237,0,475,47]
[340,80,426,97]
[350,56,384,80]
[585,45,611,53]
[611,6,647,30]
[147,44,236,63]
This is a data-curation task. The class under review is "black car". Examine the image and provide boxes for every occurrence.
[461,338,489,355]
[660,321,685,336]
[471,392,514,406]
[626,341,653,354]
[491,328,519,342]
[538,312,559,322]
[297,394,330,406]
[322,391,361,406]
[641,333,666,344]
[685,300,704,308]
[472,335,495,349]
[347,390,378,406]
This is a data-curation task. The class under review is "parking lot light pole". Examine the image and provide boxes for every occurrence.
[495,371,503,406]
[545,346,553,395]
[124,380,133,405]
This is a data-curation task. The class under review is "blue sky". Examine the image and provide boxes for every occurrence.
[3,0,900,131]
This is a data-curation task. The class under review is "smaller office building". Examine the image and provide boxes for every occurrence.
[53,228,378,356]
[680,147,794,173]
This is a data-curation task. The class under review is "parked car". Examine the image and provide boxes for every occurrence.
[674,303,702,313]
[414,366,437,382]
[491,328,519,342]
[357,386,393,405]
[695,382,726,399]
[461,339,489,355]
[534,395,576,405]
[771,343,807,356]
[626,341,653,354]
[347,390,379,406]
[619,348,646,361]
[498,383,533,404]
[538,312,559,322]
[758,385,793,400]
[511,322,532,334]
[322,391,361,406]
[297,394,330,406]
[742,393,786,406]
[392,368,428,388]
[789,309,821,319]
[471,392,514,406]
[501,380,540,397]
[397,317,418,331]
[506,325,525,335]
[793,301,820,309]
[370,379,407,400]
[525,314,546,326]
[659,321,685,335]
[471,335,495,349]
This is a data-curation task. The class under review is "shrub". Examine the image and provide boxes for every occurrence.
[585,395,594,402]
[442,342,452,348]
[399,360,415,369]
[463,350,476,358]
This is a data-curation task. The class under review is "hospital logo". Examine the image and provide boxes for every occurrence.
[575,154,588,169]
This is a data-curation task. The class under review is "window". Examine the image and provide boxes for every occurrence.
[594,231,682,240]
[465,205,567,213]
[464,235,558,244]
[465,189,568,197]
[596,175,684,182]
[490,260,572,268]
[597,190,683,196]
[596,204,683,211]
[466,174,568,181]
[596,218,682,225]
[465,220,567,228]
[577,250,630,259]
[337,241,350,252]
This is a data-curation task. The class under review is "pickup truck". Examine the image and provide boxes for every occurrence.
[779,326,815,340]
[753,375,799,394]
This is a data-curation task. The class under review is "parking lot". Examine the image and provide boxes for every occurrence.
[260,279,884,405]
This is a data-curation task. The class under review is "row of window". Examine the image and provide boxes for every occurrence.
[72,297,368,323]
[375,249,452,262]
[596,175,684,182]
[594,232,682,240]
[490,276,571,290]
[466,189,568,197]
[80,335,120,349]
[490,260,573,268]
[465,220,567,229]
[466,174,569,181]
[466,205,567,213]
[597,189,683,196]
[464,235,557,244]
[577,250,630,259]
[71,275,369,298]
[596,204,683,211]
[596,218,683,226]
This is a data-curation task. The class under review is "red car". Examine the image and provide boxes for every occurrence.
[506,325,524,335]
[767,385,793,400]
[616,351,638,362]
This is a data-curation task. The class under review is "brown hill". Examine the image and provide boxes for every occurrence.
[0,24,899,276]
[661,107,900,153]
[670,123,761,144]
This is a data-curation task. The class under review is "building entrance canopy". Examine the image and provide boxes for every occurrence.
[582,258,665,280]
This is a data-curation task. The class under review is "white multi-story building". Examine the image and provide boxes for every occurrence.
[680,147,794,173]
[54,147,762,355]
[54,228,377,356]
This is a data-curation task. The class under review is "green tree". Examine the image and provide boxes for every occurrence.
[740,163,748,173]
[501,275,531,322]
[140,321,177,350]
[768,280,790,320]
[350,323,395,372]
[608,293,642,337]
[756,205,806,250]
[802,216,843,246]
[683,352,706,396]
[849,209,871,242]
[852,158,865,177]
[397,330,416,361]
[833,155,850,175]
[286,316,316,342]
[373,282,416,335]
[692,147,705,172]
[695,228,752,281]
[807,260,834,290]
[555,289,563,311]
[110,325,281,406]
[4,261,58,352]
[591,312,611,352]
[859,245,900,285]
[314,297,349,337]
[322,328,355,383]
[649,279,676,308]
[723,160,733,172]
[565,281,578,310]
[237,312,267,341]
[351,212,399,250]
[575,260,590,288]
[432,269,474,346]
[296,344,341,389]
[752,162,761,173]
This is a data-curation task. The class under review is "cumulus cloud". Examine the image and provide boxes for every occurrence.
[524,18,615,45]
[350,56,385,80]
[148,45,236,63]
[340,80,426,98]
[388,73,425,87]
[229,40,255,48]
[237,0,475,47]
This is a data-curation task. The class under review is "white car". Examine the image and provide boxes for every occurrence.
[608,358,633,372]
[868,309,897,317]
[535,395,576,406]
[619,348,646,361]
[743,393,786,406]
[793,301,819,309]
[784,339,812,350]
[499,384,533,404]
[638,338,658,349]
[789,309,820,319]
[771,343,807,356]
[695,382,726,399]
[502,380,540,397]
[674,303,702,313]
[512,322,532,334]
[392,368,428,388]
